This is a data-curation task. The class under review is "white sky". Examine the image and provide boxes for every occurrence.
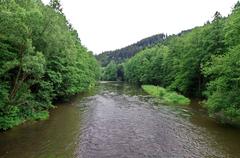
[42,0,237,54]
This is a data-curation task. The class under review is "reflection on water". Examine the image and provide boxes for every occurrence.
[0,82,240,158]
[0,90,95,158]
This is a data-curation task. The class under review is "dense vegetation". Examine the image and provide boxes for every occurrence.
[142,85,190,106]
[0,0,100,130]
[96,34,166,67]
[101,61,124,81]
[124,2,240,125]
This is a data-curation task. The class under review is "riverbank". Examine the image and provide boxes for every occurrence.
[141,85,190,106]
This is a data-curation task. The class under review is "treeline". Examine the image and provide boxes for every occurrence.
[100,1,240,125]
[101,61,124,81]
[96,33,166,66]
[124,2,240,125]
[0,0,100,130]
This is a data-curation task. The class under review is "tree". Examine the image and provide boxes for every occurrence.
[124,45,168,85]
[122,1,240,125]
[203,45,240,123]
[102,61,118,81]
[0,0,100,130]
[225,2,240,48]
[50,0,63,13]
[96,34,166,66]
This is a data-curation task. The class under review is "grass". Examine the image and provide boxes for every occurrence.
[30,111,49,121]
[0,110,49,131]
[142,85,190,106]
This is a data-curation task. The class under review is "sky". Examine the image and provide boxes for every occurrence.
[42,0,237,54]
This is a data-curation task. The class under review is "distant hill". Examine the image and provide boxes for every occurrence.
[96,33,166,66]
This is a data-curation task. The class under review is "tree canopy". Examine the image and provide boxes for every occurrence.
[0,0,100,130]
[124,2,240,125]
[96,34,166,67]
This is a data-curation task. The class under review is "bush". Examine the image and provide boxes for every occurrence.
[0,106,22,130]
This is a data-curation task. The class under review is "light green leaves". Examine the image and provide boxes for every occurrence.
[22,51,46,78]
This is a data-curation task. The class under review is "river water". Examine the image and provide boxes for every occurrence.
[0,82,240,158]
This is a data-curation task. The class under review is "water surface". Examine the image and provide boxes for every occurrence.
[0,82,240,158]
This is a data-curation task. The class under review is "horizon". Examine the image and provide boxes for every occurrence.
[42,0,237,54]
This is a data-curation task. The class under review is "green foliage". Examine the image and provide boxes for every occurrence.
[124,1,240,125]
[203,45,240,124]
[142,85,190,106]
[0,106,22,130]
[101,61,118,81]
[101,62,125,81]
[125,45,169,84]
[30,111,49,121]
[225,2,240,47]
[0,0,100,130]
[96,34,166,66]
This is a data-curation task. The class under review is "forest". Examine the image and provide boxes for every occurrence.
[1,1,240,157]
[100,2,240,125]
[1,0,240,130]
[96,33,166,67]
[0,0,100,130]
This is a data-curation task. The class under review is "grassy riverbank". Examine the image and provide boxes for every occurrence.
[142,85,190,106]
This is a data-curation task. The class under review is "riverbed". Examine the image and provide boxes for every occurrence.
[0,82,240,158]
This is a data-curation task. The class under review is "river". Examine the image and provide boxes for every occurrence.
[0,82,240,158]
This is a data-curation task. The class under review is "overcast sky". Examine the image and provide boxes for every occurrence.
[42,0,237,54]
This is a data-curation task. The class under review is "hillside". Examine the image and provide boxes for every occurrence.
[96,33,166,66]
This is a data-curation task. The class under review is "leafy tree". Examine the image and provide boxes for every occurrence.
[50,0,63,13]
[225,2,240,48]
[101,61,118,81]
[203,45,240,123]
[96,34,166,66]
[125,45,169,85]
[0,0,100,130]
[122,1,240,125]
